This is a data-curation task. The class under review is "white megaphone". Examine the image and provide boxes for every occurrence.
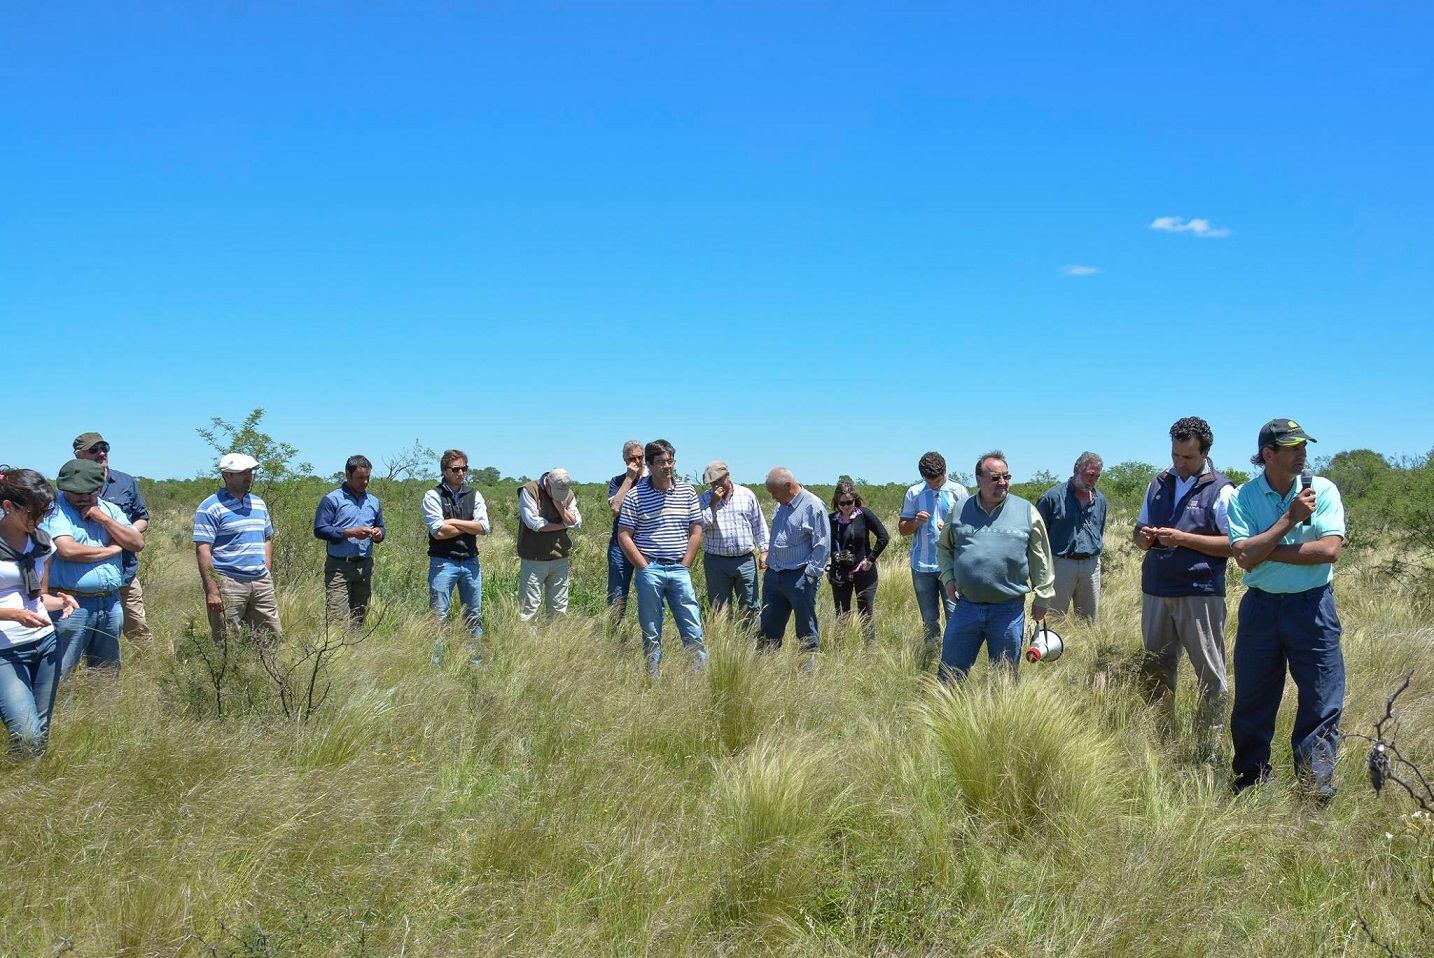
[1026,620,1064,664]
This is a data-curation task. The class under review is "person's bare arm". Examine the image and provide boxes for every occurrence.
[196,542,223,614]
[264,536,274,573]
[617,528,646,569]
[681,522,702,569]
[53,536,121,562]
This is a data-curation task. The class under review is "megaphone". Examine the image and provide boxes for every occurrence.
[1026,620,1064,664]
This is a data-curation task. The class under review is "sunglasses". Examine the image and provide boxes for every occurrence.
[983,473,1013,482]
[88,443,111,455]
[836,499,855,506]
[445,466,468,474]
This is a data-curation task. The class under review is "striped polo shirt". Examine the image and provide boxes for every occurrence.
[618,477,702,563]
[193,489,274,581]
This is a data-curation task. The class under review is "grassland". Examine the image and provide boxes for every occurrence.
[2,476,1431,956]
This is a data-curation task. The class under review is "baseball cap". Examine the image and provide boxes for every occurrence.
[702,460,730,484]
[73,431,106,453]
[219,453,261,473]
[1258,419,1317,448]
[56,458,106,493]
[547,468,572,502]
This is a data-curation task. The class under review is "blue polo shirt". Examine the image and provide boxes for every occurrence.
[194,489,274,581]
[313,483,385,558]
[1035,480,1108,558]
[42,498,131,593]
[1227,472,1345,594]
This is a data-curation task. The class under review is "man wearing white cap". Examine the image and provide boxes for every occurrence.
[193,453,282,642]
[516,468,582,621]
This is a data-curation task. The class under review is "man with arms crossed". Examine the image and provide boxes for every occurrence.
[617,440,705,674]
[193,453,279,643]
[1227,419,1345,801]
[45,458,144,675]
[1133,417,1235,762]
[937,451,1054,682]
[899,451,968,665]
[422,449,489,663]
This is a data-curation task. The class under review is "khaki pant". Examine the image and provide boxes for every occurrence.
[1141,592,1229,757]
[519,558,570,621]
[121,577,152,639]
[324,556,374,629]
[1050,555,1101,621]
[208,572,283,642]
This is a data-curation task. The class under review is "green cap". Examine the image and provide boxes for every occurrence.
[56,458,106,493]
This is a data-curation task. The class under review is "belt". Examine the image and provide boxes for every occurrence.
[329,554,371,564]
[706,551,753,559]
[54,586,118,598]
[1063,553,1096,561]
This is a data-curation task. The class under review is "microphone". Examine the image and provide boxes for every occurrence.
[1300,469,1313,527]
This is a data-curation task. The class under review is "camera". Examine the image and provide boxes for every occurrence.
[828,550,857,586]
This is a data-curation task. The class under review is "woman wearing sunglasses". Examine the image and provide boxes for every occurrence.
[828,480,890,645]
[0,467,78,757]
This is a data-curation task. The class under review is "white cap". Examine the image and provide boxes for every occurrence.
[219,453,260,473]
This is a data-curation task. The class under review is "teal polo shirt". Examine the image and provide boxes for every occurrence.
[1227,472,1345,594]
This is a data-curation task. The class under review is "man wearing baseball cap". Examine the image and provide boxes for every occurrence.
[516,467,582,622]
[193,453,282,642]
[72,431,154,647]
[41,458,145,676]
[1227,419,1346,801]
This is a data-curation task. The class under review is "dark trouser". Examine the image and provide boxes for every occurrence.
[704,552,759,630]
[607,538,636,621]
[831,570,878,644]
[324,555,374,629]
[1231,584,1344,795]
[759,568,821,652]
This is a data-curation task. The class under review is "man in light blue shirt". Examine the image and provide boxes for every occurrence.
[759,467,831,655]
[313,454,386,629]
[194,453,280,643]
[43,458,144,676]
[899,451,968,665]
[1227,418,1345,800]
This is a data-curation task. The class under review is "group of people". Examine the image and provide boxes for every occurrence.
[2,417,1347,801]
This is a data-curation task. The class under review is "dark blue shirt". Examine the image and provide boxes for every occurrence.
[1035,480,1108,558]
[100,467,149,586]
[313,483,386,558]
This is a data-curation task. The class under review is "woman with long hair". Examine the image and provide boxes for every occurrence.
[827,480,890,644]
[0,467,77,756]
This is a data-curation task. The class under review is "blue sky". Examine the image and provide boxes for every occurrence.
[4,2,1430,486]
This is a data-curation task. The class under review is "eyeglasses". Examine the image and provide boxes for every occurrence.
[88,443,110,455]
[836,499,855,506]
[983,473,1013,482]
[652,457,675,466]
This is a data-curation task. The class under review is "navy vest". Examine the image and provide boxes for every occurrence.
[1140,464,1233,597]
[428,483,478,561]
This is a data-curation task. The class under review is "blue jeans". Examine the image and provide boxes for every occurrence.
[760,568,821,652]
[607,539,636,620]
[1231,585,1344,795]
[940,596,1025,682]
[704,552,759,629]
[55,592,123,677]
[429,557,483,636]
[634,562,706,673]
[0,631,60,755]
[913,570,957,655]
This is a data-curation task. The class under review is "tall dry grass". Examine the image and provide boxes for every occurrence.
[1,480,1431,955]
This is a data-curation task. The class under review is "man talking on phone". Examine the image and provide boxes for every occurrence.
[1227,419,1346,802]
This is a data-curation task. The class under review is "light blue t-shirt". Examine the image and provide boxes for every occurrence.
[1227,472,1345,594]
[41,498,131,593]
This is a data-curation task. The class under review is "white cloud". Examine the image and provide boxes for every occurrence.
[1060,264,1100,276]
[1149,216,1231,238]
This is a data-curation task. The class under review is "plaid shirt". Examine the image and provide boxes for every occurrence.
[698,483,769,556]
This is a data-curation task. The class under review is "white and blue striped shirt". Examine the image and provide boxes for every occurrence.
[900,479,969,573]
[619,477,703,563]
[767,488,831,579]
[194,489,274,581]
